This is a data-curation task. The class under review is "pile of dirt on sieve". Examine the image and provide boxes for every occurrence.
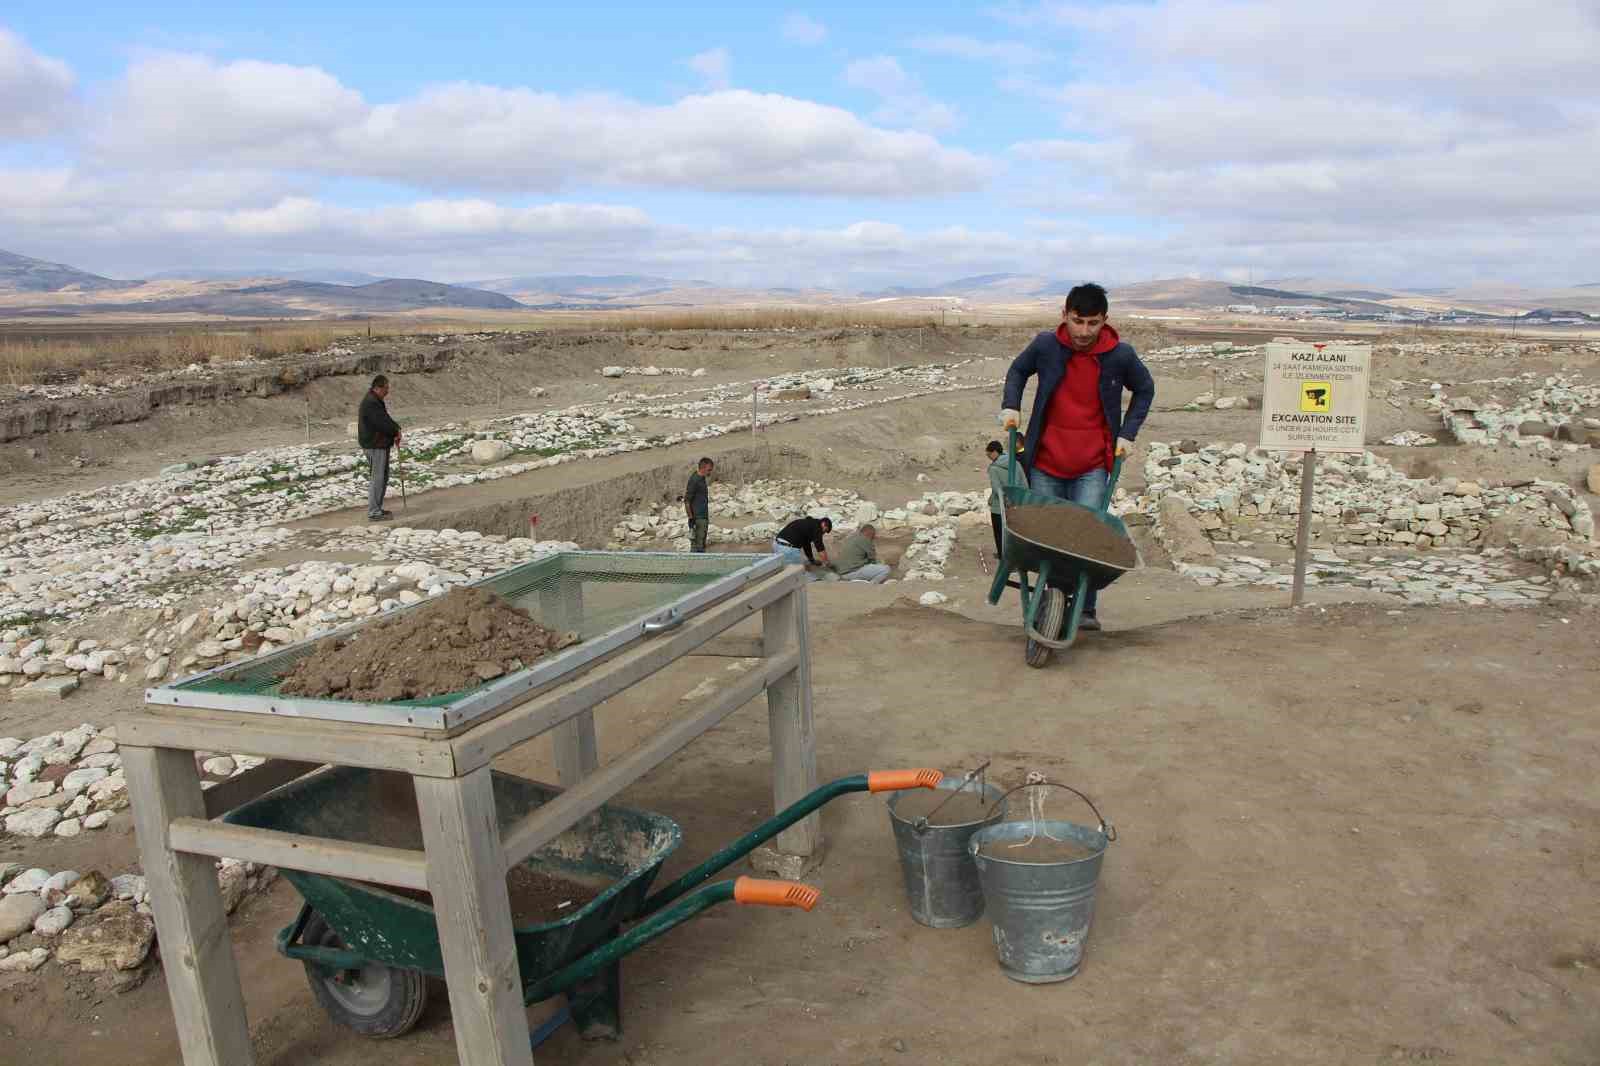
[1005,504,1138,570]
[277,586,579,702]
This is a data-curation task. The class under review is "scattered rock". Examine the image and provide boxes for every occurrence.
[109,875,147,902]
[201,756,237,777]
[66,872,112,910]
[918,591,949,607]
[61,766,109,792]
[0,894,47,941]
[470,440,515,464]
[4,868,50,895]
[4,808,63,838]
[0,947,49,972]
[11,676,79,700]
[1157,496,1217,562]
[55,901,155,973]
[33,904,74,937]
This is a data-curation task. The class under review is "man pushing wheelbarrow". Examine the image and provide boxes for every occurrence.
[993,283,1154,658]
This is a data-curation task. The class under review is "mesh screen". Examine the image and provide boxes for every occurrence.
[170,551,768,709]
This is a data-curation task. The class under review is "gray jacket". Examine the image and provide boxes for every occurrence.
[988,455,1027,514]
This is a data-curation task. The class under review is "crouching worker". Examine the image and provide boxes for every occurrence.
[832,524,890,583]
[773,515,832,576]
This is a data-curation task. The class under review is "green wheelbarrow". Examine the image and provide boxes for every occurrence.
[986,427,1136,668]
[224,764,944,1049]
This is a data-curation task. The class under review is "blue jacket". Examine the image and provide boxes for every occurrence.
[1002,331,1156,473]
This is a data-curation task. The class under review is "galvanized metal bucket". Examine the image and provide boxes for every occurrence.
[969,782,1115,983]
[886,776,1006,928]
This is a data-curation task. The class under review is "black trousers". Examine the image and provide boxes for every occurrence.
[991,513,1004,556]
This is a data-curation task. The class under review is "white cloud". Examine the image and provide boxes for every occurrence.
[908,34,1046,66]
[100,53,363,158]
[686,47,731,91]
[843,55,959,133]
[991,0,1600,280]
[7,167,1600,288]
[781,13,828,45]
[0,28,76,140]
[90,55,989,197]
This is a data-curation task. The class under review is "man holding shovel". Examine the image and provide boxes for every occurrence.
[999,284,1154,629]
[358,374,402,522]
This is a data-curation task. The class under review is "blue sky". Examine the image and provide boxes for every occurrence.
[2,2,1598,289]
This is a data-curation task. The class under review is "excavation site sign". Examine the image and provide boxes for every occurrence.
[1259,341,1372,453]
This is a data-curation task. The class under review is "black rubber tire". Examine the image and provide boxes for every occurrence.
[1024,588,1067,669]
[301,911,428,1039]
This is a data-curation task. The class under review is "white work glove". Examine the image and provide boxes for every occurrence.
[1114,439,1131,458]
[999,409,1020,429]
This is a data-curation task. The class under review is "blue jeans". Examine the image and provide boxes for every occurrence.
[1027,467,1108,617]
[772,540,822,581]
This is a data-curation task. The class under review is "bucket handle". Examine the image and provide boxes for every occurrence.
[992,780,1116,843]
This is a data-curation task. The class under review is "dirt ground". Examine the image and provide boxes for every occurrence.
[4,325,1600,1065]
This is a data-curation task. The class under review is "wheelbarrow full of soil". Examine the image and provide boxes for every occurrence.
[986,427,1138,668]
[224,764,946,1048]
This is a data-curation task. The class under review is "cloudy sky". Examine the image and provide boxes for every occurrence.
[2,2,1597,289]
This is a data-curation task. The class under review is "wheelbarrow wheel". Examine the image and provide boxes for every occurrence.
[1024,587,1067,668]
[301,911,428,1039]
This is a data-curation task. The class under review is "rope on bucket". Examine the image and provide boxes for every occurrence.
[993,776,1117,846]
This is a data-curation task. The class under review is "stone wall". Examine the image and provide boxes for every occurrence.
[0,346,456,443]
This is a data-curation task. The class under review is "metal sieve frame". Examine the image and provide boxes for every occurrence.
[144,550,785,732]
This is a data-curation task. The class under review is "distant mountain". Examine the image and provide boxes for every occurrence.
[0,248,140,293]
[1519,307,1599,322]
[467,275,715,301]
[866,273,1056,298]
[234,278,523,311]
[148,268,386,285]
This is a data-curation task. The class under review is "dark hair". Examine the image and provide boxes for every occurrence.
[820,517,833,532]
[371,373,389,388]
[1064,283,1109,318]
[986,439,1003,455]
[698,457,714,468]
[860,523,876,535]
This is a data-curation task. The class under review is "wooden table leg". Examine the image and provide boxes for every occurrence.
[763,581,821,856]
[543,579,598,787]
[415,769,535,1065]
[123,745,255,1066]
[552,712,599,787]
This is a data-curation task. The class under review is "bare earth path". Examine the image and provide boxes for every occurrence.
[5,572,1598,1065]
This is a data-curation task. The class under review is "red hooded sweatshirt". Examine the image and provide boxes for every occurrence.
[1033,323,1118,480]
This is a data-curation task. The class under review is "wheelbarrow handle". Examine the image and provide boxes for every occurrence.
[866,768,942,793]
[525,878,821,1004]
[640,770,933,914]
[733,876,821,911]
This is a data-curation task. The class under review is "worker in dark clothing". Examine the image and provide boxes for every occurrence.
[357,374,402,521]
[773,515,833,572]
[685,457,713,552]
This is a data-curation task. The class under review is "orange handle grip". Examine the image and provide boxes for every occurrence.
[867,768,943,793]
[732,877,821,911]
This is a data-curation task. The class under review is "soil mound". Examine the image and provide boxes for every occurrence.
[278,586,578,702]
[1006,504,1137,570]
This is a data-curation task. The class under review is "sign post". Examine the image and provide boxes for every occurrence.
[1258,341,1372,606]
